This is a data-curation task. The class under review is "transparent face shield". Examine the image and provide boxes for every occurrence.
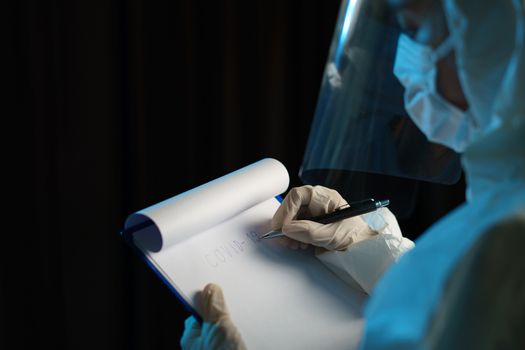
[299,0,462,218]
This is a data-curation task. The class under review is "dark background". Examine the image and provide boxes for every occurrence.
[4,1,465,349]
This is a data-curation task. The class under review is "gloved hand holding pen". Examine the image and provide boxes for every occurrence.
[271,185,378,251]
[271,184,414,295]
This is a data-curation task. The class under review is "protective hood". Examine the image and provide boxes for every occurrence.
[447,0,525,199]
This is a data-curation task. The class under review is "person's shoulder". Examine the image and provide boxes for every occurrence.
[425,207,525,349]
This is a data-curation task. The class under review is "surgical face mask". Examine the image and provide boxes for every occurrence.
[393,33,478,153]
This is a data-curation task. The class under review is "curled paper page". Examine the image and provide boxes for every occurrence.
[124,158,289,251]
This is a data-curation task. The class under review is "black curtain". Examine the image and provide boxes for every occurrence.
[5,1,465,349]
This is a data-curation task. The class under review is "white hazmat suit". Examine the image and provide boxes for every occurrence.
[360,0,525,348]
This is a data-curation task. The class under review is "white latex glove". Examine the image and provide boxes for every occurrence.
[180,284,246,350]
[271,185,377,251]
[272,185,414,294]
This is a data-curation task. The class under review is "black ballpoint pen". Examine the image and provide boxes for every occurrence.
[259,198,390,240]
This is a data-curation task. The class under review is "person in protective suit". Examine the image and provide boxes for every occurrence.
[180,0,525,348]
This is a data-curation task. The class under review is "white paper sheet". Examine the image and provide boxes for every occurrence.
[124,158,366,349]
